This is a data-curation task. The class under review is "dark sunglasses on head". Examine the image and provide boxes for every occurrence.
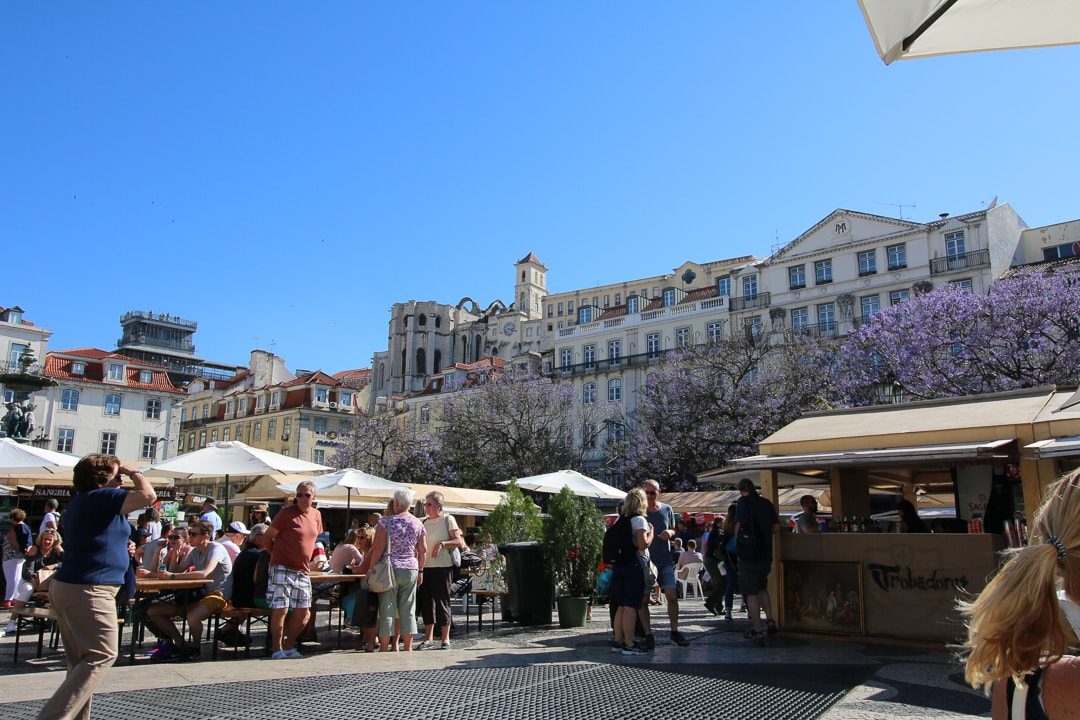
[168,535,181,541]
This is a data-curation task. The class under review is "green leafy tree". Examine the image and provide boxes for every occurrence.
[482,481,543,546]
[543,487,605,597]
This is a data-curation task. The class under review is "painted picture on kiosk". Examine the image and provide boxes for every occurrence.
[781,561,864,635]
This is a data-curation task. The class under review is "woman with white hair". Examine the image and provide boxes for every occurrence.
[417,491,465,650]
[358,487,427,652]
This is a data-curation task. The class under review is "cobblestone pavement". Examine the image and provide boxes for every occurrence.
[0,601,990,719]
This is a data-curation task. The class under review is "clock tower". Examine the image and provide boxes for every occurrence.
[514,252,547,322]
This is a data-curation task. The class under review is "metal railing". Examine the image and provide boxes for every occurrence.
[550,350,669,377]
[728,292,771,312]
[930,248,990,275]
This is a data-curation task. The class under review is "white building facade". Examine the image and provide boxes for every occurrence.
[38,349,183,462]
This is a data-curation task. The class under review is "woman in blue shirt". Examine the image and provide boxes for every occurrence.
[36,454,156,720]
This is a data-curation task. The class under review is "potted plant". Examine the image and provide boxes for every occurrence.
[485,481,549,624]
[543,486,605,628]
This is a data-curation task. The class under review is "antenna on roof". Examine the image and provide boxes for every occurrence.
[878,201,916,220]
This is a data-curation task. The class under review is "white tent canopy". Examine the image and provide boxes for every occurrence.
[276,468,407,496]
[0,438,79,478]
[858,0,1080,64]
[499,469,625,500]
[142,441,332,479]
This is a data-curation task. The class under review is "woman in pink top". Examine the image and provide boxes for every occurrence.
[358,488,426,652]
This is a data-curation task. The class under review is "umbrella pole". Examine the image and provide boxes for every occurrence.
[347,488,352,530]
[224,473,230,525]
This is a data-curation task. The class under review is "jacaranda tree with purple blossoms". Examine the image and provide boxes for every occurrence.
[840,267,1080,402]
[437,370,623,490]
[622,332,842,491]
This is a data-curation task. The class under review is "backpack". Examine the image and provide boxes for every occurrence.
[708,533,728,563]
[602,516,635,565]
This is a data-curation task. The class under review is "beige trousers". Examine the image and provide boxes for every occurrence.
[36,579,119,720]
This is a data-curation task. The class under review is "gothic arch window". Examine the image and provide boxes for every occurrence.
[415,347,426,377]
[462,335,469,363]
[433,349,442,374]
[418,315,427,327]
[474,334,482,362]
[379,363,385,386]
[435,316,441,329]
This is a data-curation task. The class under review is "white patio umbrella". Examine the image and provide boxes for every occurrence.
[0,438,79,478]
[277,468,407,526]
[143,441,332,519]
[858,0,1080,64]
[498,469,626,500]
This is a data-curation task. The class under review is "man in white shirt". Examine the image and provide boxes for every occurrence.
[219,521,249,563]
[39,498,60,534]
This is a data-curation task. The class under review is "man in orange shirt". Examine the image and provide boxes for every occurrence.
[263,480,323,659]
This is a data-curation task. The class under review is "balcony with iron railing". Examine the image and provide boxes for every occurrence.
[556,296,728,339]
[788,321,839,338]
[728,292,771,312]
[120,311,198,328]
[930,248,990,275]
[117,335,196,353]
[549,350,670,377]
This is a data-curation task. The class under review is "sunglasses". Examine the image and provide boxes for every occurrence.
[645,491,657,496]
[187,531,203,536]
[297,493,313,498]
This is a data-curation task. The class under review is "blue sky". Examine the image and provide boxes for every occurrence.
[3,3,1078,374]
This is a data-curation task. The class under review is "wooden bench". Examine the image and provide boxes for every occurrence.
[10,606,57,665]
[212,607,271,659]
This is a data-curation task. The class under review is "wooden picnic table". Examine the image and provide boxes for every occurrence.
[128,577,211,663]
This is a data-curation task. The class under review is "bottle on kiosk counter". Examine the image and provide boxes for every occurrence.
[967,513,984,534]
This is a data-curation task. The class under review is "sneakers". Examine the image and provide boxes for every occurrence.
[284,647,303,658]
[3,621,16,635]
[766,620,779,636]
[417,641,436,651]
[181,646,201,662]
[149,642,180,663]
[703,602,718,616]
[642,634,656,651]
[621,644,648,656]
[671,630,690,647]
[609,642,625,654]
[271,650,289,660]
[439,641,451,650]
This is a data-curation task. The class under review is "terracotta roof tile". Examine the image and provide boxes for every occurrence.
[45,351,182,394]
[683,286,718,302]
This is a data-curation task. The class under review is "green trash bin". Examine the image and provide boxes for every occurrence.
[499,541,553,625]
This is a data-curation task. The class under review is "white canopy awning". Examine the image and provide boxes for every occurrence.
[734,439,1015,470]
[858,0,1080,64]
[1025,437,1080,459]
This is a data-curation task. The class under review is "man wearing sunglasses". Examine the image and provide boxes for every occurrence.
[643,479,689,648]
[262,480,323,659]
[146,519,233,661]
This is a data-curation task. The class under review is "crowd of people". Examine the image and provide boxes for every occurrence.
[604,477,779,653]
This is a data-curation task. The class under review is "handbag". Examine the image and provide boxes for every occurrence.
[594,566,613,597]
[367,519,396,594]
[445,516,462,567]
[34,565,58,593]
[643,557,658,588]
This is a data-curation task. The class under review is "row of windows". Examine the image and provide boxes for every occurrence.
[178,414,354,452]
[67,360,156,385]
[59,390,162,419]
[55,429,159,459]
[183,389,354,423]
[786,243,911,291]
[581,380,622,403]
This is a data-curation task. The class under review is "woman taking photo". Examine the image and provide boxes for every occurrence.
[37,454,156,720]
[358,488,426,653]
[418,491,465,650]
[961,468,1080,718]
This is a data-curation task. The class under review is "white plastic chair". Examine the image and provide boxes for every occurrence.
[676,562,704,599]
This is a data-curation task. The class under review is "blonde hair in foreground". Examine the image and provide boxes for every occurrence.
[960,468,1080,692]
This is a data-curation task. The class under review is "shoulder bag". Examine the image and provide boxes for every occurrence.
[367,519,396,593]
[445,516,462,567]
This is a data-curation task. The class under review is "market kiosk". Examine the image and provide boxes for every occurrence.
[732,386,1080,643]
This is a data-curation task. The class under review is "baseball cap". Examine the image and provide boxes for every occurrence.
[228,520,250,535]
